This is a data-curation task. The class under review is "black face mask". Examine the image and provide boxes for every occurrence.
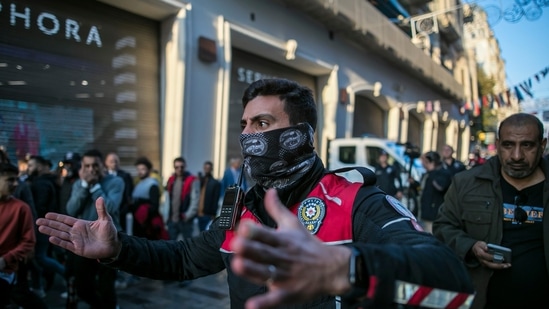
[240,123,316,189]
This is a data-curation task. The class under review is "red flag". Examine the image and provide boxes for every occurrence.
[426,101,433,113]
[482,95,489,107]
[473,98,481,116]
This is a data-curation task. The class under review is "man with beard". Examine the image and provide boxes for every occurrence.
[37,79,474,309]
[165,157,199,240]
[65,149,123,309]
[434,113,549,309]
[132,156,166,240]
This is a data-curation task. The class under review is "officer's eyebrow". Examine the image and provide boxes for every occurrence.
[240,114,276,126]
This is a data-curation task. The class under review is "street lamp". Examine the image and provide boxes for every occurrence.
[406,3,469,40]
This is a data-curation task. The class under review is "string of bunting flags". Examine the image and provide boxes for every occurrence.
[462,65,549,117]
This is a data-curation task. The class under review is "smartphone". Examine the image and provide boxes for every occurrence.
[218,185,244,230]
[487,243,512,263]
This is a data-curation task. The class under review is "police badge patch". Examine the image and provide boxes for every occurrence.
[385,195,423,231]
[386,195,415,218]
[298,197,326,235]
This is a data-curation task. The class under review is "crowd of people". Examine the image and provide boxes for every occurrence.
[30,79,475,309]
[374,142,487,233]
[0,145,245,308]
[1,78,547,309]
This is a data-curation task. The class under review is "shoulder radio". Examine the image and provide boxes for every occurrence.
[218,165,245,230]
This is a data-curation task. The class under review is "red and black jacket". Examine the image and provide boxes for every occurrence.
[110,162,474,308]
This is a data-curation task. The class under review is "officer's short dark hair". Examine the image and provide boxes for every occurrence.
[242,78,317,132]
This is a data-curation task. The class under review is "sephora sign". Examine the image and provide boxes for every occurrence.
[1,1,102,47]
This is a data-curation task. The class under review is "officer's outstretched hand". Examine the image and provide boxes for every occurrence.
[36,197,121,260]
[230,189,352,309]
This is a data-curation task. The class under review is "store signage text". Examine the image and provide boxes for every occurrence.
[237,67,276,84]
[2,2,103,47]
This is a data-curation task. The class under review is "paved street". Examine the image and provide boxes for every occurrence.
[41,222,230,309]
[43,270,230,309]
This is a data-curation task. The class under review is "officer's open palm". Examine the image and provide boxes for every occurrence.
[230,189,351,309]
[36,197,120,260]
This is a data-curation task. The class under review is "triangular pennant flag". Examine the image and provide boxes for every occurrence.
[514,86,525,102]
[482,95,489,107]
[498,93,505,107]
[540,67,549,78]
[519,83,533,98]
[416,101,425,113]
[460,100,467,115]
[426,100,433,113]
[534,74,540,82]
[494,93,502,107]
[505,89,512,106]
[434,100,441,112]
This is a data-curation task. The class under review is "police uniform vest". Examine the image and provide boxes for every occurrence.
[221,173,362,251]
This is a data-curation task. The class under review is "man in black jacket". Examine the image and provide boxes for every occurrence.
[26,155,66,294]
[197,161,221,231]
[37,78,474,309]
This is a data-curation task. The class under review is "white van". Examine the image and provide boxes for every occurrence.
[326,137,424,185]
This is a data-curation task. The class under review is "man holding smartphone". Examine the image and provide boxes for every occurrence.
[434,113,549,309]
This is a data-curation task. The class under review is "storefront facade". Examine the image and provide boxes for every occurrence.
[0,0,161,171]
[1,0,471,181]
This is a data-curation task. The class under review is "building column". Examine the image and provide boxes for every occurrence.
[445,119,459,152]
[460,121,471,161]
[387,106,401,141]
[161,8,189,179]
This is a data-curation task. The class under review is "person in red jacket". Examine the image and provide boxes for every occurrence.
[165,157,200,240]
[0,162,36,308]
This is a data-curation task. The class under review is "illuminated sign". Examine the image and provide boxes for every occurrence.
[2,2,102,47]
